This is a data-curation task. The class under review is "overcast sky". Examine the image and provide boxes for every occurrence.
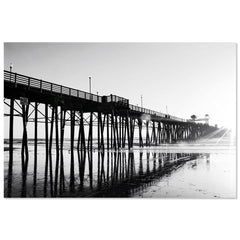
[4,42,236,137]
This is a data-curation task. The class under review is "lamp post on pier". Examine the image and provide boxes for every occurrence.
[89,76,92,94]
[9,63,13,82]
[10,63,13,72]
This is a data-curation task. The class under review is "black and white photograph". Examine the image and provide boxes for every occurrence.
[1,1,239,240]
[3,42,236,198]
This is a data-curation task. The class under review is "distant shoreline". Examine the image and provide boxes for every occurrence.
[4,147,17,152]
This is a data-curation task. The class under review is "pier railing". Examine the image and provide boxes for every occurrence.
[129,104,186,122]
[4,70,102,103]
[4,70,186,122]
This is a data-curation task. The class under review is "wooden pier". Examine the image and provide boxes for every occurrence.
[4,70,217,197]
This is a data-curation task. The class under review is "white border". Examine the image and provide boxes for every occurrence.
[0,1,239,240]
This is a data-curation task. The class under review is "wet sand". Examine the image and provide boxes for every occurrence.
[133,152,236,198]
[4,132,236,198]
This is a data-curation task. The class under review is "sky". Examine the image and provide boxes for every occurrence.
[4,43,236,138]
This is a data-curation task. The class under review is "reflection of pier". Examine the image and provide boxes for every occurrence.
[5,149,202,197]
[87,152,202,197]
[4,70,216,197]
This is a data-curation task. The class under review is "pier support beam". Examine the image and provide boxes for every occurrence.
[7,99,14,197]
[33,102,38,196]
[54,106,60,195]
[70,110,75,192]
[44,104,49,197]
[60,107,66,194]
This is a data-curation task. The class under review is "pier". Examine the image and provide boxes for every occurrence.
[4,70,218,197]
